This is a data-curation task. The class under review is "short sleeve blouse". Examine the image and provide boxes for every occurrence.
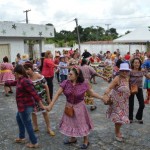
[129,70,147,88]
[60,80,89,104]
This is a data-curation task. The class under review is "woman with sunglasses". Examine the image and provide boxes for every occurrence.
[48,67,107,149]
[104,63,131,142]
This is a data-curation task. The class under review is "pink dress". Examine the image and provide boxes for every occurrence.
[59,80,94,137]
[0,63,15,83]
[106,78,130,124]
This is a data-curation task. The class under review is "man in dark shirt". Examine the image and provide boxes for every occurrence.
[82,49,91,59]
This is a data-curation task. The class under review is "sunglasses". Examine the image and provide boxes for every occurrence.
[120,70,129,72]
[68,73,73,76]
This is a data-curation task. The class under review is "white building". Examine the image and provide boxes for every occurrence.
[0,21,54,62]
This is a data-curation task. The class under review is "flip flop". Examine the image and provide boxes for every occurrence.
[115,136,123,142]
[15,138,26,143]
[26,143,39,148]
[47,130,55,136]
[80,142,90,149]
[34,128,39,132]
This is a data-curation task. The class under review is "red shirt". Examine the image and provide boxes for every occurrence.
[54,58,60,65]
[42,58,55,77]
[89,57,100,63]
[5,77,41,112]
[124,54,130,61]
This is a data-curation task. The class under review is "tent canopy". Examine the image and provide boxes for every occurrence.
[113,27,150,43]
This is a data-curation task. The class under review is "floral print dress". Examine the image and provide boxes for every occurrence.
[106,78,130,124]
[32,76,49,112]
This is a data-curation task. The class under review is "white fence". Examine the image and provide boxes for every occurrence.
[33,43,147,57]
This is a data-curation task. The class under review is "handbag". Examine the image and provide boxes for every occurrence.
[64,86,75,117]
[130,84,138,94]
[64,106,74,117]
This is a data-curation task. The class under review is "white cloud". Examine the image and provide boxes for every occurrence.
[0,0,150,35]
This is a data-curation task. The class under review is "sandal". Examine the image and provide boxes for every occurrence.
[34,128,39,132]
[115,136,123,142]
[26,143,39,148]
[47,130,55,136]
[80,142,90,149]
[130,120,133,124]
[15,138,26,143]
[136,120,143,124]
[64,139,77,144]
[90,106,97,111]
[5,94,9,97]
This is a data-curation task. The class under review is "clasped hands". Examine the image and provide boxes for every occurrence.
[43,104,53,112]
[102,94,113,105]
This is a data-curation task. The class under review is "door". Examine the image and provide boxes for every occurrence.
[0,44,10,62]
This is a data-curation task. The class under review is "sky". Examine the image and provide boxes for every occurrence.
[0,0,150,35]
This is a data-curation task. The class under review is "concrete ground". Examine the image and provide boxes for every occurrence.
[0,77,150,150]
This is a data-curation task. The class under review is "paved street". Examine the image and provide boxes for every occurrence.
[0,77,150,150]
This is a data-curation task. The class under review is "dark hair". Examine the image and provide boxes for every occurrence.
[14,65,28,78]
[81,59,87,66]
[23,61,33,70]
[3,56,9,62]
[131,58,142,70]
[71,67,84,83]
[17,53,21,58]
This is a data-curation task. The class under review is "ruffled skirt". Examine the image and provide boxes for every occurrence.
[59,101,94,137]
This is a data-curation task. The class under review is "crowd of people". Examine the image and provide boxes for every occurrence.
[0,48,150,149]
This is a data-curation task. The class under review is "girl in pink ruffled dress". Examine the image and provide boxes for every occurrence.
[0,56,15,96]
[48,67,106,149]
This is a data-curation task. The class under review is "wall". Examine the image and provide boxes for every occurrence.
[74,44,147,55]
[33,43,147,57]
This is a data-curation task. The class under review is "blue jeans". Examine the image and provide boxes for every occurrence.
[60,75,67,83]
[16,106,37,144]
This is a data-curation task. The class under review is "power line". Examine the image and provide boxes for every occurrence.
[79,16,150,21]
[54,19,74,27]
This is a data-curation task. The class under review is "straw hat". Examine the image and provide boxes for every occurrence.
[21,54,29,60]
[119,63,131,71]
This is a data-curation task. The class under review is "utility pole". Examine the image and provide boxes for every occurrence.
[105,24,111,30]
[74,18,81,55]
[23,9,31,24]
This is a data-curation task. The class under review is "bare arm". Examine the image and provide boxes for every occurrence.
[104,76,119,95]
[48,87,63,111]
[145,72,150,79]
[86,88,106,103]
[95,72,109,80]
[44,84,51,104]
